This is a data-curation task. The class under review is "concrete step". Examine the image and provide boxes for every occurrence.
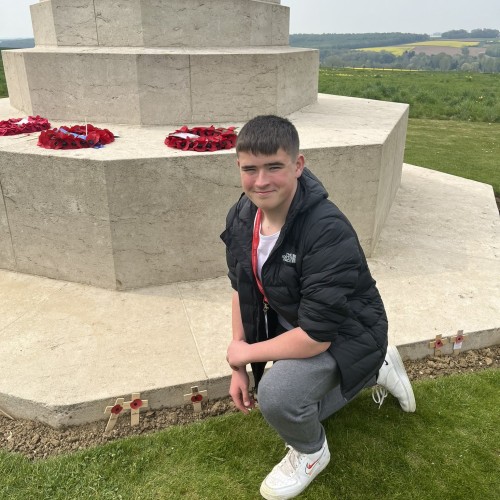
[3,46,318,125]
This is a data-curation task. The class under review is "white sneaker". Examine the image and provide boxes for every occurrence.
[373,345,416,412]
[259,439,330,500]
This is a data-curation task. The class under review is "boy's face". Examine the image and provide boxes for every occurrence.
[237,148,305,216]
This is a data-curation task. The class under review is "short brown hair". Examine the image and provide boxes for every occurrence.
[236,115,299,159]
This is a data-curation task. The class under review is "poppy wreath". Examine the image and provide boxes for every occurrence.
[37,124,115,150]
[0,115,51,136]
[165,125,237,152]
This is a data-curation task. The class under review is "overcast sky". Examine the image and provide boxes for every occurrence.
[1,0,499,39]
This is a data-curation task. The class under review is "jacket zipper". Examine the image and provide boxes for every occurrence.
[263,300,269,338]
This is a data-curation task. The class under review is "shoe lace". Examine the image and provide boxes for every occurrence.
[372,385,388,409]
[278,445,303,476]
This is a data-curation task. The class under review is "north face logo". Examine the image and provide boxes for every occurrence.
[282,253,296,264]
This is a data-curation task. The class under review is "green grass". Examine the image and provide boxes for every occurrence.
[405,119,500,194]
[0,51,8,97]
[319,68,500,122]
[319,68,500,195]
[1,370,499,499]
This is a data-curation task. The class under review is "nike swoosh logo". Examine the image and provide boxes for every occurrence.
[306,459,319,470]
[305,449,324,472]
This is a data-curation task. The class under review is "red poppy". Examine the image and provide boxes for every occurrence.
[191,394,203,403]
[130,399,143,410]
[111,404,123,415]
[86,131,100,147]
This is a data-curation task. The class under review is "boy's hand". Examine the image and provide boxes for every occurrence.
[229,368,255,414]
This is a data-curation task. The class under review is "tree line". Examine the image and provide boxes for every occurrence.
[321,47,500,73]
[441,28,499,39]
[290,32,429,51]
[290,31,500,73]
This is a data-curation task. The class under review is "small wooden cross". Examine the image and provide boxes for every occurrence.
[0,407,14,420]
[124,393,149,426]
[429,334,449,356]
[450,330,467,356]
[103,393,149,434]
[184,386,207,413]
[104,397,125,434]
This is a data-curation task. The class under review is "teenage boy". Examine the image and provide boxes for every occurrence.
[221,115,415,500]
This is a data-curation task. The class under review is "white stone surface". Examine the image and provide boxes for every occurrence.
[30,1,57,46]
[24,51,142,124]
[94,0,144,47]
[2,51,33,115]
[277,50,320,117]
[0,164,498,427]
[136,53,192,125]
[106,154,240,288]
[7,0,313,125]
[31,0,289,48]
[190,52,279,122]
[48,0,99,46]
[0,94,406,288]
[4,46,318,125]
[0,192,15,271]
[0,152,117,288]
[371,165,500,351]
[373,112,407,253]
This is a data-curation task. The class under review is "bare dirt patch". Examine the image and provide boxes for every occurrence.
[1,346,499,461]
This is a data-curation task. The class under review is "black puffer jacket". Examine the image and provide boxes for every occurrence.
[220,168,388,401]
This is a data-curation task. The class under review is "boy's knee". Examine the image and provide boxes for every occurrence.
[257,374,283,416]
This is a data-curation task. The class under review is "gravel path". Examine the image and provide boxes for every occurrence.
[1,346,499,461]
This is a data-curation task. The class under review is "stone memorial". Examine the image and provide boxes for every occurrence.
[0,0,408,291]
[5,0,318,125]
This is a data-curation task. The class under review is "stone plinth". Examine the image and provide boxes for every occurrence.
[31,0,288,48]
[4,0,318,126]
[3,46,319,125]
[0,94,408,289]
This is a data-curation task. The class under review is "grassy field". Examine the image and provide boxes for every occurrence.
[319,68,500,122]
[405,119,500,194]
[1,370,499,499]
[361,40,481,55]
[319,68,500,195]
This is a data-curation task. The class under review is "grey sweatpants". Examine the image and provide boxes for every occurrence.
[257,351,375,454]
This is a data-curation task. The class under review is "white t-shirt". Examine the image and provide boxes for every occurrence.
[257,230,280,280]
[257,228,295,331]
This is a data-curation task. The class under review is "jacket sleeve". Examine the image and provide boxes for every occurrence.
[298,214,362,342]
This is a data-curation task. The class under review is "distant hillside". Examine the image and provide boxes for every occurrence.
[0,38,35,49]
[290,31,500,73]
[290,32,430,63]
[290,33,429,50]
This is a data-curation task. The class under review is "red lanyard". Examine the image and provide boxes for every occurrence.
[251,208,269,306]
